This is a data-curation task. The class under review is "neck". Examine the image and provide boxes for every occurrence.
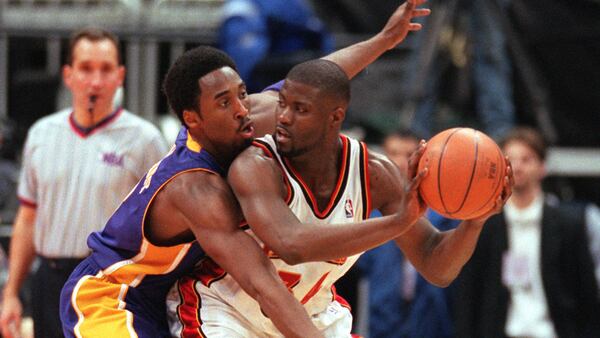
[510,185,542,209]
[191,133,234,172]
[72,105,114,128]
[287,135,342,182]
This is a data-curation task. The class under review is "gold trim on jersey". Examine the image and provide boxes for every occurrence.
[186,131,202,153]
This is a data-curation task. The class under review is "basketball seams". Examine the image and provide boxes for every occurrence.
[463,140,506,218]
[422,127,504,220]
[450,129,480,215]
[438,128,463,215]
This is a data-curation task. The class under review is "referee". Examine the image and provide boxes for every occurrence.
[0,28,168,338]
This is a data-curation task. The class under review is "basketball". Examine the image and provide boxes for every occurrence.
[418,127,506,219]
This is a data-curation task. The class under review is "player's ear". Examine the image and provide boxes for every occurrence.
[331,106,346,126]
[183,109,202,128]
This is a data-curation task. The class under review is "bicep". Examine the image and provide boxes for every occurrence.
[184,185,279,293]
[228,154,300,249]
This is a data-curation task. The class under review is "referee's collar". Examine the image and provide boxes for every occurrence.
[69,107,123,138]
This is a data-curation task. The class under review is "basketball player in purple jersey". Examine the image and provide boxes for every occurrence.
[166,0,515,334]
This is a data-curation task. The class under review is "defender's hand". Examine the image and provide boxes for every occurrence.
[468,157,514,225]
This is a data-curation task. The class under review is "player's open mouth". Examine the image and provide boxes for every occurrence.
[239,121,255,138]
[275,126,291,143]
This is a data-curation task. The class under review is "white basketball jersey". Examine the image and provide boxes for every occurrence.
[179,134,371,336]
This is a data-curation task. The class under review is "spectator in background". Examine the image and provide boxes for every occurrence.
[357,129,460,338]
[0,28,167,338]
[409,0,514,141]
[454,126,600,338]
[585,203,600,290]
[219,0,334,92]
[0,119,19,225]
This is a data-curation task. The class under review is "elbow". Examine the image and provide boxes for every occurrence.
[422,269,460,288]
[428,277,453,288]
[273,243,306,266]
[269,237,310,266]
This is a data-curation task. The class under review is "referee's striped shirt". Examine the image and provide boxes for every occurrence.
[17,108,168,258]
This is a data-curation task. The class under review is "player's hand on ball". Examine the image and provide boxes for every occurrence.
[398,140,429,225]
[468,158,514,224]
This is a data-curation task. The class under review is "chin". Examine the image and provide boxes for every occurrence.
[242,137,254,149]
[231,138,254,155]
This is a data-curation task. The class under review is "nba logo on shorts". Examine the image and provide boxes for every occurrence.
[345,199,354,218]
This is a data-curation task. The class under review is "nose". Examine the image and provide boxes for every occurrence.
[277,106,292,125]
[89,70,103,88]
[233,97,249,120]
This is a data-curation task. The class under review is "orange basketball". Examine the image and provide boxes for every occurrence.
[418,127,506,219]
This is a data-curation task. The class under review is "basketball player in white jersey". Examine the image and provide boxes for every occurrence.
[167,12,514,338]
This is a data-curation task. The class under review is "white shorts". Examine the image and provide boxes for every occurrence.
[166,278,354,338]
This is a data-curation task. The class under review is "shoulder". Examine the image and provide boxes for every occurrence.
[25,109,70,142]
[118,110,162,134]
[156,169,240,227]
[367,148,403,185]
[228,140,283,192]
[365,148,405,210]
[117,110,166,148]
[230,142,277,175]
[249,92,278,138]
[547,200,587,228]
[166,169,232,205]
[30,109,70,131]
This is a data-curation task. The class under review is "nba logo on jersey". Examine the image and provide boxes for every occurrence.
[345,199,354,218]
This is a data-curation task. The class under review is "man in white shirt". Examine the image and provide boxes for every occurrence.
[454,126,600,338]
[0,28,167,338]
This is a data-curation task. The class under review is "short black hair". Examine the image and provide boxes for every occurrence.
[286,59,350,105]
[162,46,238,124]
[67,27,121,65]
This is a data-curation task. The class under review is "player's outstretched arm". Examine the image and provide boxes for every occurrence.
[227,147,425,264]
[322,0,430,79]
[380,157,514,287]
[248,1,430,135]
[167,172,323,338]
